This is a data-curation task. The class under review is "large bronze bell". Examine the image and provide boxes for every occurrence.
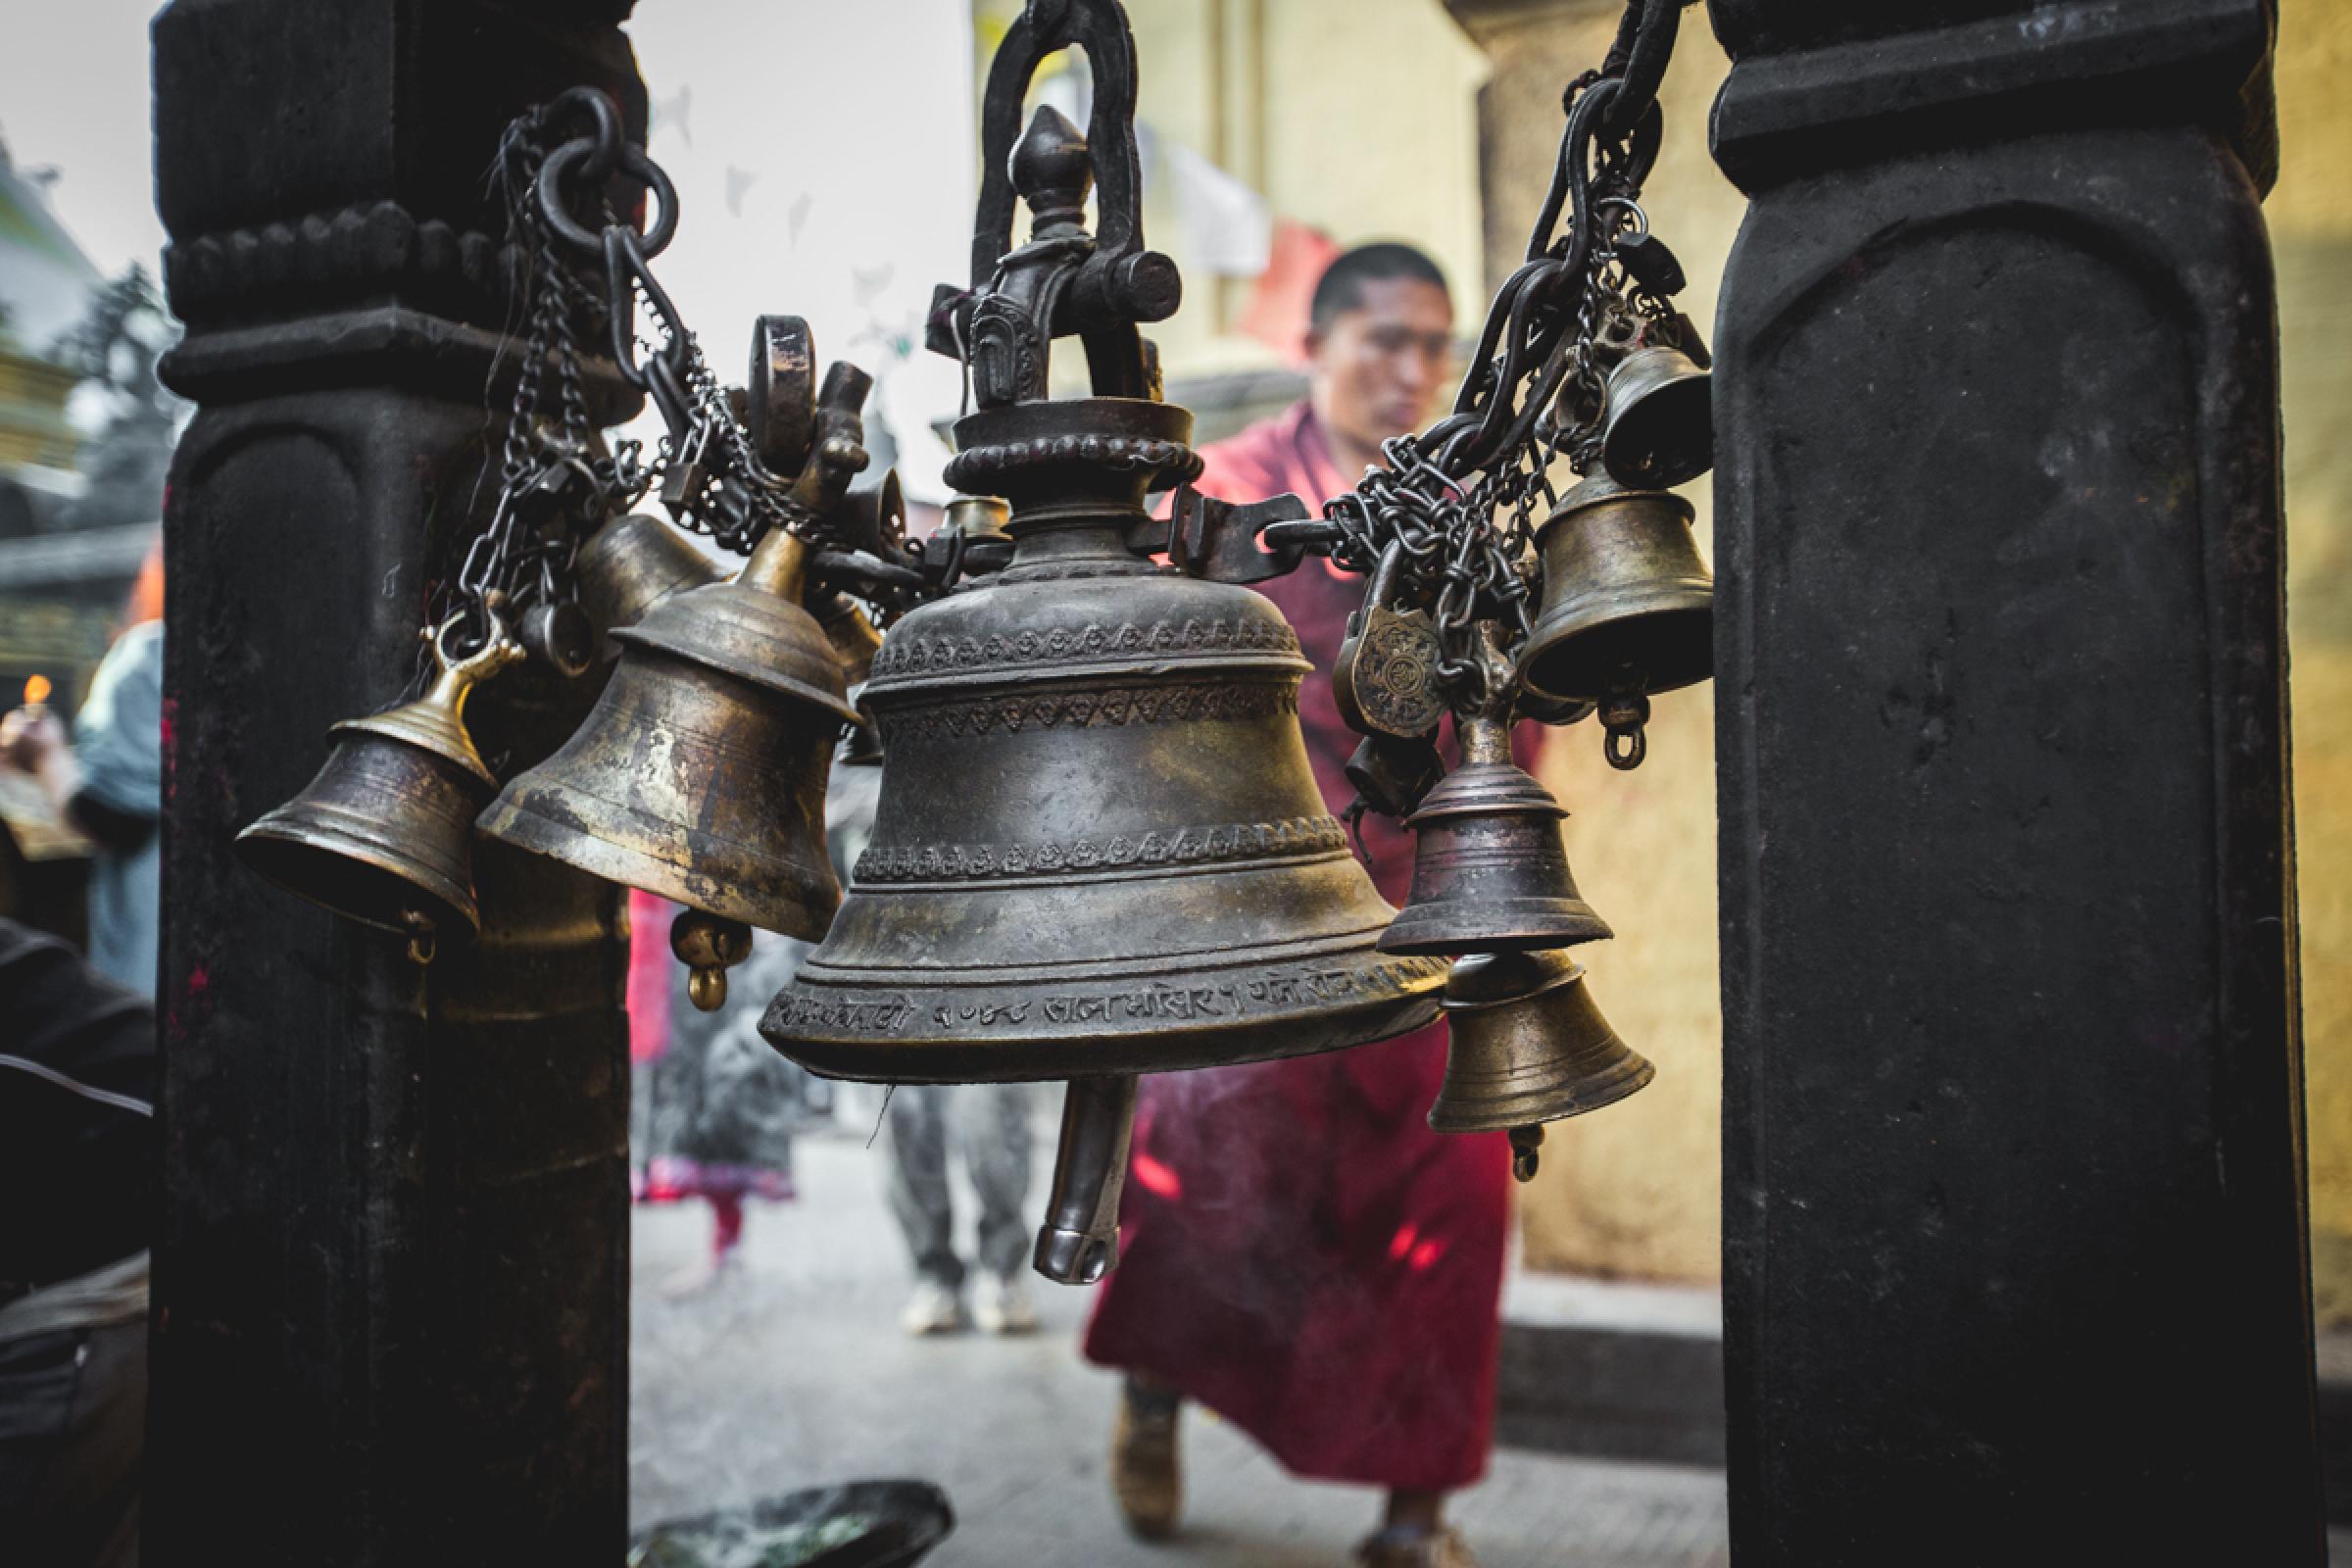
[475,514,858,942]
[761,77,1443,1085]
[1430,949,1653,1135]
[762,394,1443,1082]
[1380,626,1612,956]
[1598,341,1712,490]
[575,511,722,661]
[1517,471,1712,709]
[237,613,523,959]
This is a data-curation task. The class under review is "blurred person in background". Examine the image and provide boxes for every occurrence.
[0,918,157,1568]
[0,545,166,996]
[825,745,1038,1339]
[629,885,817,1298]
[1083,244,1512,1568]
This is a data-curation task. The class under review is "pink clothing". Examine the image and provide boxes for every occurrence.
[1083,403,1514,1492]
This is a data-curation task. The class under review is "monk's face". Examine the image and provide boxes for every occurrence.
[1307,276,1454,460]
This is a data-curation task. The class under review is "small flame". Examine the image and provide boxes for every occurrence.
[24,674,51,705]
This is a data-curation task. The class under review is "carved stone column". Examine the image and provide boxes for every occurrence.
[150,3,644,1561]
[1708,1,2322,1560]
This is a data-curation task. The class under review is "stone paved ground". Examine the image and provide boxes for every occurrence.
[631,1117,1732,1568]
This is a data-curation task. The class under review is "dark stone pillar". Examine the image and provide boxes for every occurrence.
[1707,1,2323,1560]
[150,4,644,1561]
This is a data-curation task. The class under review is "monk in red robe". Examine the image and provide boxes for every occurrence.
[1083,245,1514,1568]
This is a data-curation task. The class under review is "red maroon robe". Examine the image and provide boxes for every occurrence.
[1083,402,1513,1492]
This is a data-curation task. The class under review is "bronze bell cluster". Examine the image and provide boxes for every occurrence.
[237,318,880,1005]
[1371,321,1720,1160]
[1523,316,1717,769]
[238,0,1706,1280]
[476,360,876,1007]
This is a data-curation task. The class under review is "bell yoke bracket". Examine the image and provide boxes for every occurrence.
[924,0,1179,405]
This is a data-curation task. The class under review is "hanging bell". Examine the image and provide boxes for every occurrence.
[574,511,723,661]
[761,396,1444,1083]
[475,517,858,942]
[1380,625,1612,957]
[237,612,524,960]
[1598,341,1712,490]
[1430,949,1653,1138]
[761,91,1444,1084]
[1517,471,1712,710]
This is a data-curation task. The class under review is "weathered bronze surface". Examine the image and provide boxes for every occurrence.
[237,618,523,948]
[761,10,1442,1084]
[1430,948,1653,1133]
[574,511,722,662]
[1599,341,1713,490]
[475,521,858,938]
[1518,471,1713,706]
[762,403,1442,1081]
[1033,1073,1138,1284]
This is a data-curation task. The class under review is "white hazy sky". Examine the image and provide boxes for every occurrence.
[0,0,980,494]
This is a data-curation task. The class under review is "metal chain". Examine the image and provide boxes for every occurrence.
[1319,3,1686,708]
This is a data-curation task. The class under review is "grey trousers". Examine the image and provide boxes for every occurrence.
[882,1083,1033,1289]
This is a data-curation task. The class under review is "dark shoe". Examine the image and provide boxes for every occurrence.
[1110,1385,1182,1540]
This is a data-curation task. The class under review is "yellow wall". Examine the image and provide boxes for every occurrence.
[2275,0,2352,1330]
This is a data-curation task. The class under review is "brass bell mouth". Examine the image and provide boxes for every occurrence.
[1518,471,1713,708]
[1430,949,1655,1134]
[1598,343,1713,490]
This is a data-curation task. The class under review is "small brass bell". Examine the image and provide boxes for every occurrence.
[574,511,723,661]
[1598,341,1712,490]
[1517,471,1712,710]
[1380,626,1611,957]
[1430,949,1653,1142]
[237,612,524,960]
[475,517,859,943]
[1033,1073,1138,1285]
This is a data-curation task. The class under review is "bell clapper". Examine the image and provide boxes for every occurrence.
[671,908,755,1012]
[403,911,437,967]
[1510,1123,1544,1183]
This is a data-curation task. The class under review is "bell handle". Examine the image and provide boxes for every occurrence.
[422,604,525,714]
[966,0,1171,330]
[1033,1072,1139,1287]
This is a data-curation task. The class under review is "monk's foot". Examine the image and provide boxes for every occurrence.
[1110,1381,1183,1541]
[1353,1524,1479,1568]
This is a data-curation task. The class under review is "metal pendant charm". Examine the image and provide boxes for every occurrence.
[1333,544,1448,741]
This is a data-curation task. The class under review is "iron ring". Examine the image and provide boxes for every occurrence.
[538,86,625,184]
[536,140,679,261]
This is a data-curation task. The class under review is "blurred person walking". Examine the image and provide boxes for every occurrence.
[815,757,1042,1339]
[881,1080,1037,1337]
[629,887,820,1297]
[1083,245,1513,1568]
[0,546,166,996]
